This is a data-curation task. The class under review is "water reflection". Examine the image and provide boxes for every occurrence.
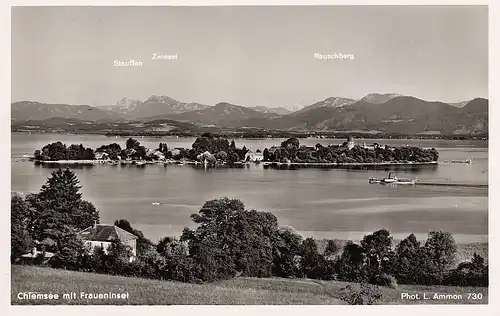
[263,163,438,173]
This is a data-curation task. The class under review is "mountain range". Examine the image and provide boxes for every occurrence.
[11,93,489,135]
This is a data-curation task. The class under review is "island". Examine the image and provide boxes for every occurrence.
[30,134,440,168]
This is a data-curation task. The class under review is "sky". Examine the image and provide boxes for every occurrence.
[11,6,488,108]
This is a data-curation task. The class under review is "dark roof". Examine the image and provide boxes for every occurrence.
[78,224,138,242]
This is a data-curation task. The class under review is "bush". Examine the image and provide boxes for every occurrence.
[373,273,398,289]
[443,253,488,287]
[340,282,382,305]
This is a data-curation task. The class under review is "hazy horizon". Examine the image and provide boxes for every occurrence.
[12,6,488,108]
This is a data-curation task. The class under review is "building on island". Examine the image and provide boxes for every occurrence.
[169,148,182,157]
[362,141,376,150]
[78,223,138,262]
[346,135,355,150]
[244,149,264,162]
[94,152,109,161]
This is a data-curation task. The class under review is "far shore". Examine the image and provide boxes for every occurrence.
[31,159,439,166]
[11,130,489,141]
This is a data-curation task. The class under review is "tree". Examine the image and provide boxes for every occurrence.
[34,149,43,160]
[35,142,94,161]
[272,226,303,278]
[421,231,457,283]
[126,138,140,150]
[11,194,34,261]
[74,200,100,230]
[215,151,228,161]
[430,148,439,161]
[336,242,367,282]
[182,198,280,281]
[97,143,122,160]
[281,138,300,149]
[263,148,270,162]
[394,233,426,284]
[424,231,457,270]
[360,229,395,281]
[27,169,100,246]
[131,146,147,160]
[158,143,168,154]
[105,241,134,275]
[192,134,231,157]
[50,226,86,270]
[324,239,341,260]
[156,236,195,282]
[299,237,325,279]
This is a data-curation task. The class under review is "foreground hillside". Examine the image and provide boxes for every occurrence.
[11,265,487,305]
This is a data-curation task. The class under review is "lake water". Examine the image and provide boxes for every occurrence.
[11,133,488,243]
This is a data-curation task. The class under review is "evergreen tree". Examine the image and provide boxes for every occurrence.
[26,168,99,246]
[263,148,270,161]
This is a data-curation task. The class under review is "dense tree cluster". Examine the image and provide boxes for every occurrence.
[189,133,249,163]
[264,138,439,163]
[121,138,147,160]
[96,143,122,160]
[11,194,34,260]
[34,142,95,161]
[11,169,99,267]
[34,135,252,164]
[165,133,249,164]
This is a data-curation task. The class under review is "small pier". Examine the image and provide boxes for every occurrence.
[415,182,487,188]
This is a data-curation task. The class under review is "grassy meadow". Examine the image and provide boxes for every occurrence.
[11,265,488,305]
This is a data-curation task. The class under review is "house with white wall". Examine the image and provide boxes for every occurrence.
[78,223,138,261]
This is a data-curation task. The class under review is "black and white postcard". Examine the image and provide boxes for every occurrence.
[5,2,496,314]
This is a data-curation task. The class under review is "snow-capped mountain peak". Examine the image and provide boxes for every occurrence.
[114,97,142,111]
[144,95,179,105]
[321,97,356,108]
[361,93,403,104]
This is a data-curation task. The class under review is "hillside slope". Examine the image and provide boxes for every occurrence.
[11,101,121,122]
[243,96,488,134]
[164,102,274,126]
[112,95,210,118]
